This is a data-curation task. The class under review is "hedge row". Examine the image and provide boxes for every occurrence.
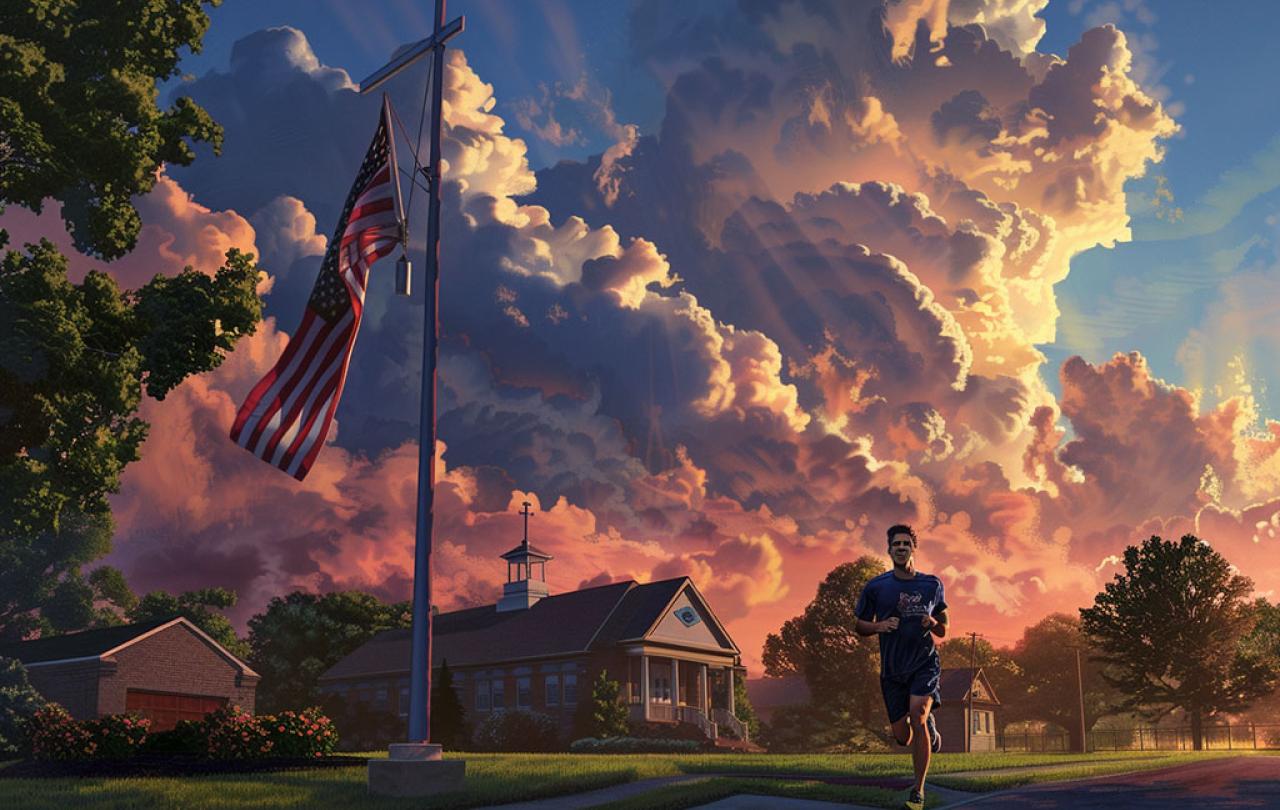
[27,704,337,761]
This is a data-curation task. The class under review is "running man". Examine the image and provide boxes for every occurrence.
[855,524,948,810]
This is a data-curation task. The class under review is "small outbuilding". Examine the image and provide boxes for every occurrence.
[934,667,1001,752]
[0,617,259,730]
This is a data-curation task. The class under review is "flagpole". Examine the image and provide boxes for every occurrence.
[406,0,450,746]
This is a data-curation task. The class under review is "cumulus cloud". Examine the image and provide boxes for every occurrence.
[17,3,1275,671]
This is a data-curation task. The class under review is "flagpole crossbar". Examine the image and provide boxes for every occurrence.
[357,16,464,95]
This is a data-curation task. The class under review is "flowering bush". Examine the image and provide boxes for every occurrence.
[264,707,338,757]
[83,713,151,758]
[28,704,95,760]
[200,705,274,759]
[473,710,561,752]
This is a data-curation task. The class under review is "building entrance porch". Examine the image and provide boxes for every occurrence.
[625,652,747,741]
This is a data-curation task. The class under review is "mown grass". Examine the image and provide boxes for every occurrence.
[0,749,1272,809]
[931,749,1280,791]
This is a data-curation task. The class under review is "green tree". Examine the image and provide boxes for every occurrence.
[761,557,885,741]
[247,591,411,713]
[0,241,262,640]
[1008,613,1117,751]
[127,587,248,659]
[431,659,468,749]
[0,656,46,755]
[732,672,760,740]
[1079,534,1280,749]
[0,0,223,259]
[574,669,628,739]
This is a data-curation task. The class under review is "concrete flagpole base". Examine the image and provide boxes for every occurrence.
[367,742,466,797]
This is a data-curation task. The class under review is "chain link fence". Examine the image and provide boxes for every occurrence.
[996,724,1280,752]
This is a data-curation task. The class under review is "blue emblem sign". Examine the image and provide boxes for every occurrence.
[674,606,701,627]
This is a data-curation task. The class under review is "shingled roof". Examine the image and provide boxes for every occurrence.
[939,667,1000,704]
[321,576,730,681]
[0,617,257,674]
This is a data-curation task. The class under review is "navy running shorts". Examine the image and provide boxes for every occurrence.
[880,661,942,723]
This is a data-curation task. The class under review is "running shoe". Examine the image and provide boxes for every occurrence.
[901,788,925,810]
[926,711,942,753]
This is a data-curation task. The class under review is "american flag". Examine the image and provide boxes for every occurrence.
[231,104,402,479]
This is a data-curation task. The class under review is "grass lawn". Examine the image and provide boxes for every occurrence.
[0,750,1274,809]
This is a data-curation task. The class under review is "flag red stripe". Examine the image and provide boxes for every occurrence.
[259,316,355,461]
[345,197,395,228]
[278,346,348,473]
[230,309,319,441]
[243,313,342,453]
[236,311,331,451]
[289,338,360,479]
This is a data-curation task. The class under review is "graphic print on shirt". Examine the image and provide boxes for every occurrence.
[896,590,929,618]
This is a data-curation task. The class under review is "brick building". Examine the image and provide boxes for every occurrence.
[934,667,1001,752]
[320,507,748,741]
[0,617,259,730]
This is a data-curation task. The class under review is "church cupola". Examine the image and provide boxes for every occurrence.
[497,501,553,612]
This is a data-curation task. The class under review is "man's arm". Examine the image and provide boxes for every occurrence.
[923,608,948,638]
[856,617,898,636]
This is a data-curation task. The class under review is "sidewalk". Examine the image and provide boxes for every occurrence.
[478,772,971,809]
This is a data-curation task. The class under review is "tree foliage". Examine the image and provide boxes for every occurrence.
[0,241,262,639]
[1007,613,1116,749]
[431,659,468,749]
[0,0,223,259]
[0,656,47,756]
[1079,534,1280,749]
[762,556,885,739]
[575,669,629,739]
[127,586,248,659]
[733,673,760,740]
[247,591,411,714]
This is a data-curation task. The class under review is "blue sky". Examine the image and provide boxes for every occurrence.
[1035,1,1280,417]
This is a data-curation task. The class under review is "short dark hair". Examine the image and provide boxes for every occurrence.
[886,524,917,547]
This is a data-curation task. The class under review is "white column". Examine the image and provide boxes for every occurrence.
[699,663,708,710]
[727,666,735,715]
[672,658,680,707]
[640,654,650,720]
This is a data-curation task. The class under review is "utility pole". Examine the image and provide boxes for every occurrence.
[967,631,979,753]
[1074,647,1088,753]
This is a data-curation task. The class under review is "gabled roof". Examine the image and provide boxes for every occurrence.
[939,667,1000,705]
[321,577,738,682]
[0,617,258,676]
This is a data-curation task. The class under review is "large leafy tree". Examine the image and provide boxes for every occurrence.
[247,591,411,713]
[1007,613,1117,750]
[761,556,886,744]
[127,587,249,659]
[0,0,223,259]
[0,242,261,639]
[1080,534,1280,749]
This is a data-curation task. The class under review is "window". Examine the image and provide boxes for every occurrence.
[545,674,560,706]
[398,687,409,718]
[517,677,531,708]
[492,679,506,711]
[984,712,991,734]
[374,686,388,709]
[973,712,982,734]
[564,673,578,705]
[476,680,491,712]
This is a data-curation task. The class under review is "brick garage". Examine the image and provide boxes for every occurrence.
[0,617,259,730]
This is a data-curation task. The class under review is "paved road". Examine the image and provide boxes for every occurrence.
[948,756,1280,808]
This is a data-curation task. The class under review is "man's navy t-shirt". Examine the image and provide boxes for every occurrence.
[855,571,947,681]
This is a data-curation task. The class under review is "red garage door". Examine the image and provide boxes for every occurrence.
[125,689,228,731]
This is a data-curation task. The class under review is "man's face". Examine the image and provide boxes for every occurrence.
[889,533,915,566]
